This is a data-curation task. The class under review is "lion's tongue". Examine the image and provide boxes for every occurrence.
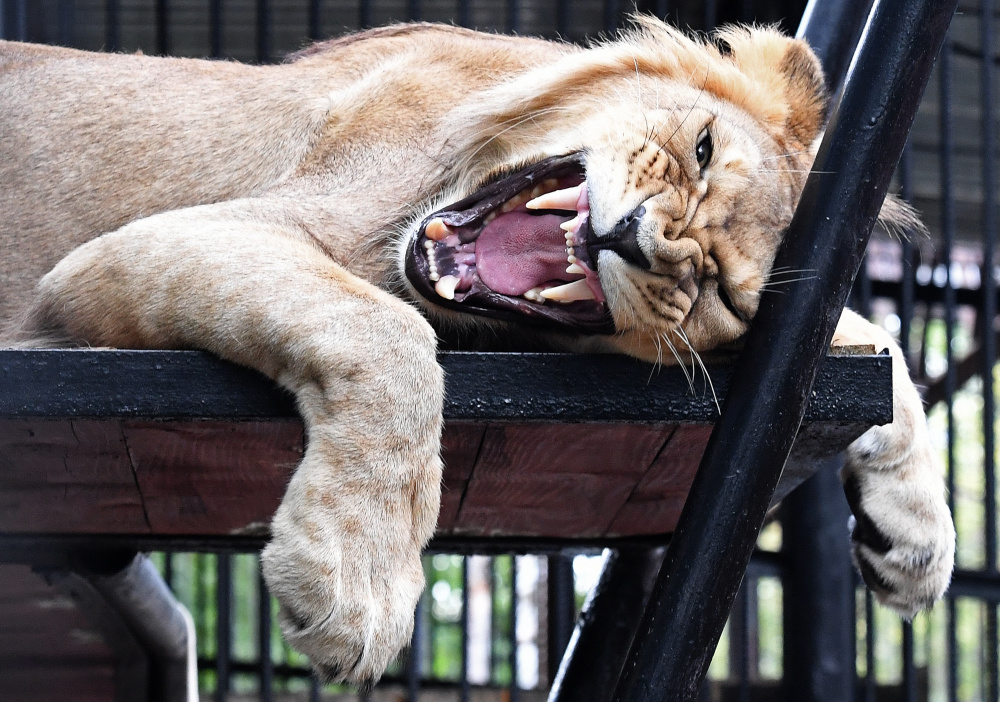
[476,211,576,296]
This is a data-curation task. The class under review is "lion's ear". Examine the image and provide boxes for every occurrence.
[720,29,828,147]
[775,40,828,146]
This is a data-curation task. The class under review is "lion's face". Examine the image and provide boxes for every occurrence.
[404,23,826,361]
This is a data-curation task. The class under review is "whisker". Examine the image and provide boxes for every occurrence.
[760,275,819,287]
[675,327,720,414]
[662,333,695,394]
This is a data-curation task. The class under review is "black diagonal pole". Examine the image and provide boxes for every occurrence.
[611,0,958,699]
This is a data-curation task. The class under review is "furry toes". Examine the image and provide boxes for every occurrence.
[842,465,955,617]
[261,496,432,684]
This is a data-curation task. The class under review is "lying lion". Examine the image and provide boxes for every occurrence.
[0,19,954,685]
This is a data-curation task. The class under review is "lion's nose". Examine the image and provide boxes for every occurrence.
[585,204,652,270]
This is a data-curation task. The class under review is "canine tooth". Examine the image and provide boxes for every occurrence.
[540,279,596,302]
[426,218,450,241]
[435,275,460,300]
[526,184,584,211]
[566,263,585,275]
[560,215,582,232]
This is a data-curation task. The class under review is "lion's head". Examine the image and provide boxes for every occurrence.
[403,19,827,361]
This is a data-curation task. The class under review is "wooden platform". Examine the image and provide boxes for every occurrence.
[0,348,892,701]
[0,349,892,546]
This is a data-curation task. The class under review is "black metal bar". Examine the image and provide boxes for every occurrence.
[796,0,877,96]
[610,0,957,698]
[655,0,669,21]
[164,551,174,590]
[106,0,119,52]
[258,567,273,702]
[408,0,421,22]
[407,593,424,701]
[702,0,716,30]
[156,0,169,55]
[940,38,960,702]
[603,0,620,32]
[256,0,270,64]
[782,462,855,702]
[548,549,666,702]
[359,0,372,30]
[556,0,570,36]
[309,674,320,702]
[0,350,893,425]
[458,0,471,28]
[308,0,321,41]
[210,0,222,58]
[902,620,917,702]
[863,592,875,702]
[216,552,232,701]
[57,0,74,46]
[734,582,752,701]
[510,555,519,702]
[461,557,470,702]
[507,0,519,34]
[545,554,575,685]
[981,5,999,702]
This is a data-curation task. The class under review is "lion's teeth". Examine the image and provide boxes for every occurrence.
[540,279,595,302]
[560,215,582,233]
[566,263,585,275]
[523,287,544,303]
[435,275,460,300]
[526,184,584,211]
[426,218,450,241]
[484,211,497,225]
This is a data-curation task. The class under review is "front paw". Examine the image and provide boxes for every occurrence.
[842,463,955,617]
[260,451,442,686]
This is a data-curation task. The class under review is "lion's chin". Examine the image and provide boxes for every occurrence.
[404,154,616,334]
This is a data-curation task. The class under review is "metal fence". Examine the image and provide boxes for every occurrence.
[4,0,1000,700]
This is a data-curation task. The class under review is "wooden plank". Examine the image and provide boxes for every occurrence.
[451,424,672,537]
[606,425,713,536]
[437,422,486,532]
[0,420,149,533]
[123,419,302,535]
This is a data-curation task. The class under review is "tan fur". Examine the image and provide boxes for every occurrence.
[0,19,953,682]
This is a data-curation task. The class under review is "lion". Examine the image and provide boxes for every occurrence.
[0,19,954,685]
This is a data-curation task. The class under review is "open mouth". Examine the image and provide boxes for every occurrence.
[404,154,616,334]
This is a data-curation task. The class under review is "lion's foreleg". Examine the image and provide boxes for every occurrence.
[27,208,444,684]
[833,308,955,615]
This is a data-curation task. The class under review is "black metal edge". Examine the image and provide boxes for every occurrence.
[0,349,892,424]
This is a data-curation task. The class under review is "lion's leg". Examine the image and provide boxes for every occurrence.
[833,308,955,615]
[25,207,444,684]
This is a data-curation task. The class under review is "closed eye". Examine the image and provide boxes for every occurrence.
[717,280,750,325]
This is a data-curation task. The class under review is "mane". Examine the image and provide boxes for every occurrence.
[434,16,803,183]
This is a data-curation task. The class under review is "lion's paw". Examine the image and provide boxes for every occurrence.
[842,466,955,617]
[260,510,427,686]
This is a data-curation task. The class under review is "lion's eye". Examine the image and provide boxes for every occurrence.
[696,129,713,171]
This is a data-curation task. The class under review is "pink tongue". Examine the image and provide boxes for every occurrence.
[476,211,576,295]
